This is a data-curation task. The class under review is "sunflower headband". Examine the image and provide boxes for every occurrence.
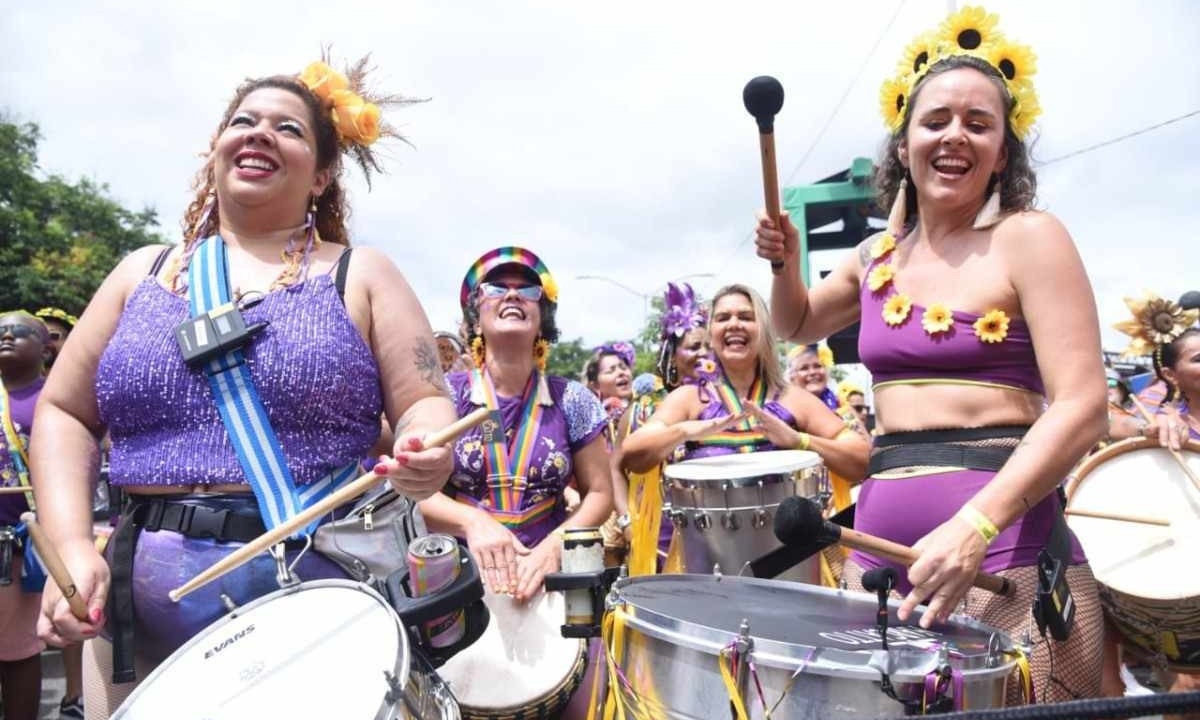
[879,5,1040,140]
[1113,292,1199,358]
[298,61,382,146]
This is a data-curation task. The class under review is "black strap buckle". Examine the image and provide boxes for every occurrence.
[183,506,232,541]
[140,500,166,532]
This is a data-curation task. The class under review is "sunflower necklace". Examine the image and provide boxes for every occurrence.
[866,230,1011,343]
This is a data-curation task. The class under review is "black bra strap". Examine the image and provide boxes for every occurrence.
[333,248,353,302]
[148,245,173,278]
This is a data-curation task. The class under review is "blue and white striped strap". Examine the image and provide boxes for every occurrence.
[188,236,356,536]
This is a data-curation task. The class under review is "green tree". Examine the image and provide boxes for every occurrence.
[544,337,593,381]
[0,118,165,314]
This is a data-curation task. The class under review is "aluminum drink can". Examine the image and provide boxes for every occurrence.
[407,533,466,648]
[561,527,604,626]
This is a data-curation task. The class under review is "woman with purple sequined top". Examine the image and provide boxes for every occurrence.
[29,57,456,713]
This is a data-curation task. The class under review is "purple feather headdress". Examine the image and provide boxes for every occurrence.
[594,341,636,369]
[660,282,707,340]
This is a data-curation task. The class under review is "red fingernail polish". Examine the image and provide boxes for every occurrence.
[397,455,409,466]
[373,463,388,474]
[406,438,422,451]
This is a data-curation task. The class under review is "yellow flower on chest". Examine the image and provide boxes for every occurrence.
[882,295,913,327]
[868,263,896,292]
[921,304,954,335]
[974,310,1011,343]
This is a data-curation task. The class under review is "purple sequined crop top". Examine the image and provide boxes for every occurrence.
[97,275,383,487]
[857,245,1044,396]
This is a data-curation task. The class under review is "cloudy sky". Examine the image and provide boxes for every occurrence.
[4,0,1197,356]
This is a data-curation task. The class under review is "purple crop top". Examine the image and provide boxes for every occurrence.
[857,241,1044,396]
[97,275,383,487]
[683,384,798,460]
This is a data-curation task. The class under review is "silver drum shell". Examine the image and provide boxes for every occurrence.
[664,452,828,582]
[608,575,1014,719]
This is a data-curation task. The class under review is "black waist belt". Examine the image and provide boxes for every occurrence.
[868,425,1030,475]
[108,494,272,684]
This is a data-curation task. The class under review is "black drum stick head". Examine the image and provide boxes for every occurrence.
[774,496,834,546]
[743,76,784,133]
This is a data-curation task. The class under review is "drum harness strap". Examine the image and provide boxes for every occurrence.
[0,381,48,593]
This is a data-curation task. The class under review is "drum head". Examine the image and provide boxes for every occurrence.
[439,590,584,712]
[612,575,1010,680]
[665,450,822,481]
[114,580,408,719]
[1067,441,1200,600]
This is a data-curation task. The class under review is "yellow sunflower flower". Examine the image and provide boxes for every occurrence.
[882,294,913,327]
[1008,82,1041,140]
[870,232,896,259]
[896,31,942,78]
[921,303,954,335]
[973,309,1011,343]
[938,6,1001,53]
[878,75,909,132]
[987,38,1038,84]
[1113,293,1199,357]
[539,272,559,303]
[817,344,835,368]
[867,263,896,292]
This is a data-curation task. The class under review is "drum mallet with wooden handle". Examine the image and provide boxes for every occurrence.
[169,407,493,602]
[774,496,1016,597]
[19,512,89,620]
[742,75,786,275]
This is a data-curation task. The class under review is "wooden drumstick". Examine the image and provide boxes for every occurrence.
[775,497,1015,596]
[1129,395,1200,493]
[169,407,492,602]
[0,486,37,495]
[1064,507,1170,527]
[19,512,89,620]
[742,76,786,275]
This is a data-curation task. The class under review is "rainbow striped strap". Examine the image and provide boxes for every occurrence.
[470,368,548,514]
[693,429,770,454]
[0,381,35,510]
[453,494,557,529]
[713,374,768,432]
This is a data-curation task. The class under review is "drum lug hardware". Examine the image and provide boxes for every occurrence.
[720,482,739,531]
[268,542,300,589]
[751,481,769,529]
[669,507,688,529]
[694,511,711,532]
[219,593,238,613]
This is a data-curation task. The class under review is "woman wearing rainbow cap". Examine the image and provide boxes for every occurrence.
[757,5,1105,703]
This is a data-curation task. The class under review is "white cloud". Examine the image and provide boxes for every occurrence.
[4,0,1197,353]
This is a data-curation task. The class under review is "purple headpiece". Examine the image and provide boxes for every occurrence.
[594,341,636,369]
[660,282,707,340]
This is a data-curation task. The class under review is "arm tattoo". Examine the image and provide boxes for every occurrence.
[857,239,873,268]
[413,338,446,390]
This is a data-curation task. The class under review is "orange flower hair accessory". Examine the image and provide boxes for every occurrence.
[299,61,382,146]
[1113,292,1198,358]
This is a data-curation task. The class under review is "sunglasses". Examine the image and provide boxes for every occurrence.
[480,282,543,302]
[0,325,38,340]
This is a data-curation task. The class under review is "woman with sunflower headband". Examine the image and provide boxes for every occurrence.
[28,55,456,713]
[757,5,1107,704]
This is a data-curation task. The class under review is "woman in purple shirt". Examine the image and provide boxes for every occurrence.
[756,7,1105,703]
[29,57,456,713]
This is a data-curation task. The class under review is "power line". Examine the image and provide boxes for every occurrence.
[1035,109,1200,168]
[723,0,906,267]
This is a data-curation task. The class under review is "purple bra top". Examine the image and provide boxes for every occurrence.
[97,275,383,487]
[857,247,1044,396]
[684,384,798,460]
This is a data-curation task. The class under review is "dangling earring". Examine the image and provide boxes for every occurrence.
[532,337,550,372]
[973,175,1003,229]
[886,175,908,236]
[470,335,486,368]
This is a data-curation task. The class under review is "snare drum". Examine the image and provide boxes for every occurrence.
[1066,438,1200,669]
[664,450,827,582]
[438,591,587,719]
[607,575,1015,719]
[112,579,459,719]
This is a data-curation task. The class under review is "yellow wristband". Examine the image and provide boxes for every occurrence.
[794,432,811,451]
[956,504,1000,545]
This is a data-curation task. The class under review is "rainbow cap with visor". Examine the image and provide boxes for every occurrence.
[460,246,558,309]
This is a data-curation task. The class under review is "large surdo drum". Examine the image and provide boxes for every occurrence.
[606,575,1015,719]
[663,450,827,583]
[112,579,459,719]
[1066,438,1200,669]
